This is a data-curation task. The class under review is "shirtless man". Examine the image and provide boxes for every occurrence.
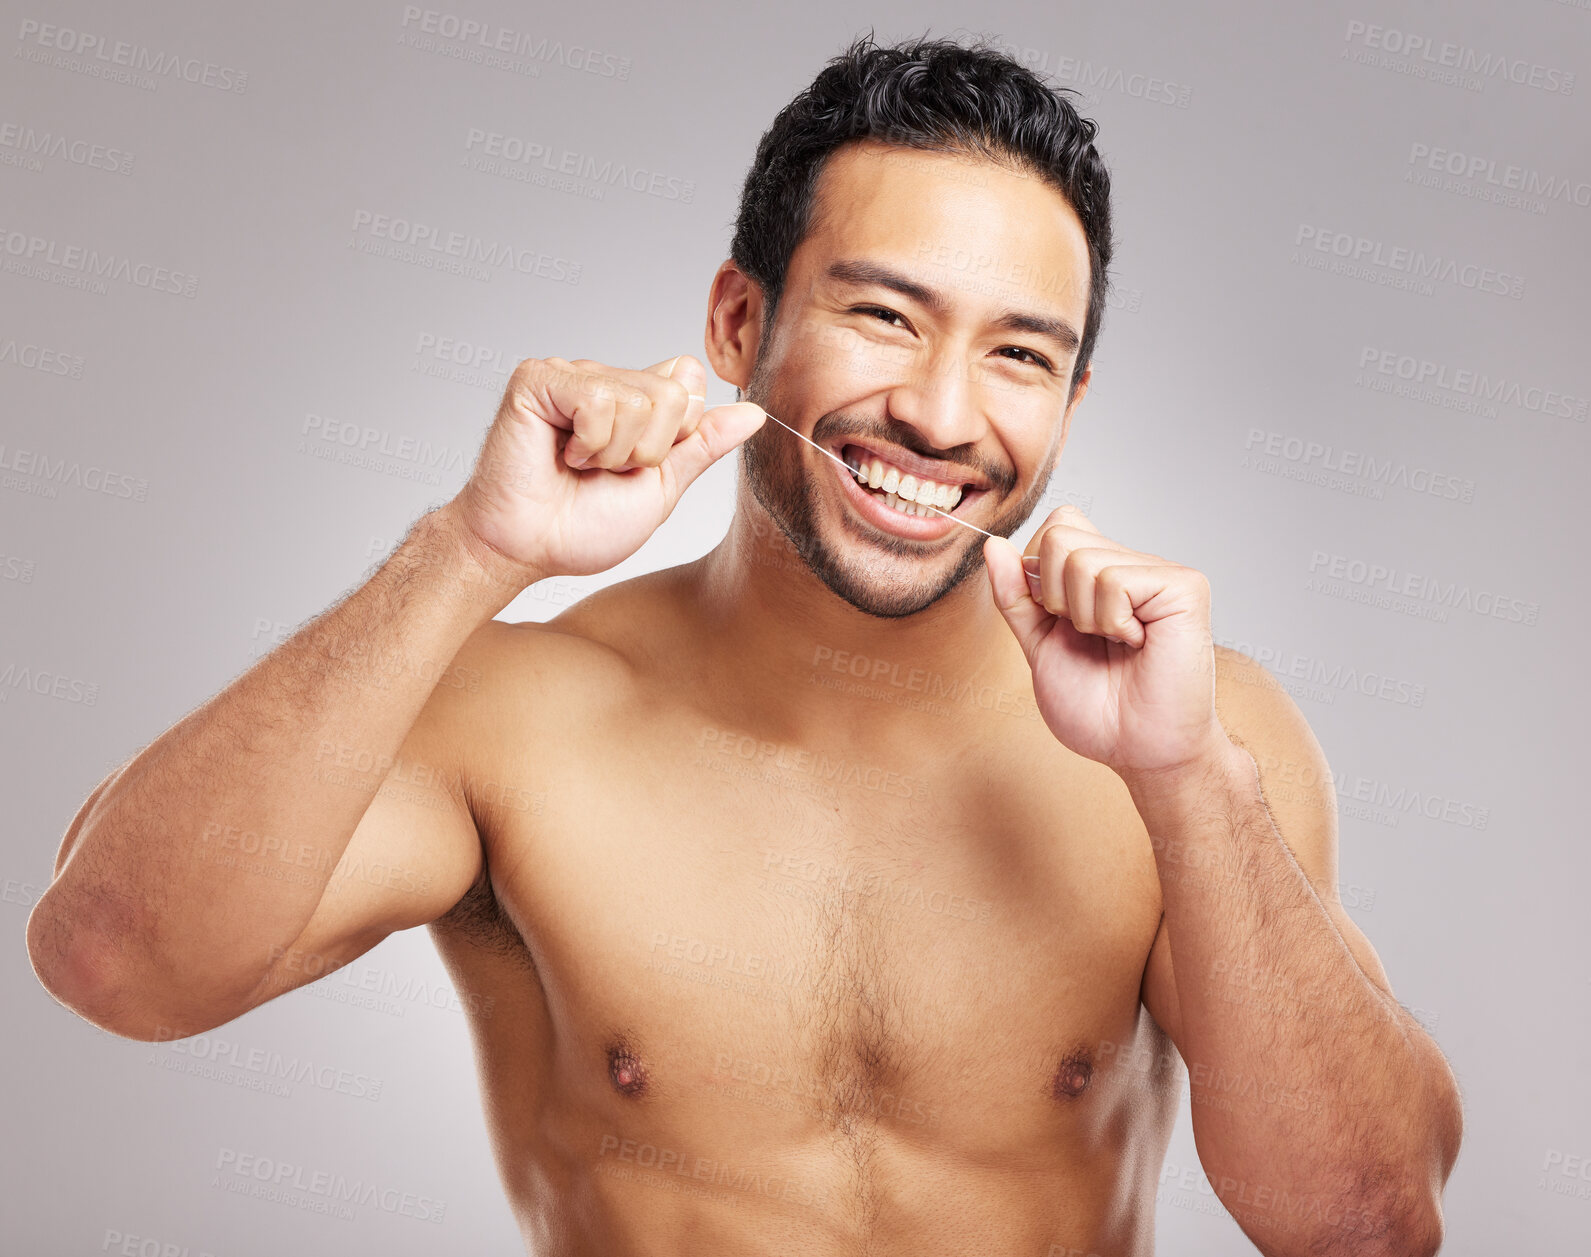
[26,34,1461,1257]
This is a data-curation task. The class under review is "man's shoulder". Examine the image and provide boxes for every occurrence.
[450,565,692,708]
[1210,642,1293,720]
[1209,643,1334,812]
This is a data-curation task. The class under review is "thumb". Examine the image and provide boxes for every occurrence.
[659,400,767,499]
[983,534,1051,661]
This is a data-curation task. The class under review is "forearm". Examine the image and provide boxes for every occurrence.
[1124,740,1458,1254]
[29,503,529,1007]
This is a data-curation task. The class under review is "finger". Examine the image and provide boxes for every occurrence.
[1024,506,1131,559]
[553,359,658,470]
[646,352,709,442]
[1095,564,1149,647]
[550,361,620,469]
[1054,502,1102,534]
[1067,545,1179,640]
[985,536,1052,661]
[657,400,767,501]
[1099,563,1204,645]
[597,356,701,470]
[578,365,655,470]
[1062,546,1121,636]
[625,356,703,468]
[1035,527,1074,621]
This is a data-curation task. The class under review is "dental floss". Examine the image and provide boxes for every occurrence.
[752,407,1002,542]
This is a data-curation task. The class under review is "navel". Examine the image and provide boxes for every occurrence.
[607,1041,648,1098]
[1052,1051,1093,1100]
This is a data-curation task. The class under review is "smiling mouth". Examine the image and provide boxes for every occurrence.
[839,444,982,519]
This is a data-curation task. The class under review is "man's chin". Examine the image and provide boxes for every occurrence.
[804,523,987,619]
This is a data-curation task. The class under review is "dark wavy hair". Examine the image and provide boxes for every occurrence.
[730,30,1113,402]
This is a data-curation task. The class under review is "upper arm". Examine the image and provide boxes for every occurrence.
[241,628,508,1014]
[1141,645,1393,1042]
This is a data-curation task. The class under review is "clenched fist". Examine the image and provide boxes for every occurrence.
[446,354,764,584]
[983,506,1229,779]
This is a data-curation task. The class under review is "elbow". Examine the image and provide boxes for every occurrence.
[1403,1205,1446,1257]
[1358,1200,1446,1257]
[27,892,149,1038]
[26,889,243,1042]
[1270,1195,1445,1257]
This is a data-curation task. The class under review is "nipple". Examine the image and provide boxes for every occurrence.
[607,1042,648,1097]
[1052,1052,1093,1100]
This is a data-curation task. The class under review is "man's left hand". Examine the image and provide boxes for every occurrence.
[983,506,1230,778]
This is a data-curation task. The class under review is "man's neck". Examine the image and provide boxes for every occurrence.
[684,503,1028,749]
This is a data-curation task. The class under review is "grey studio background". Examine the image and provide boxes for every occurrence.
[2,0,1587,1253]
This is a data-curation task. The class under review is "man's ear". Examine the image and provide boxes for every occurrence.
[1058,360,1092,449]
[704,261,765,391]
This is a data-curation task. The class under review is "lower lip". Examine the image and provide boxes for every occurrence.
[828,450,969,541]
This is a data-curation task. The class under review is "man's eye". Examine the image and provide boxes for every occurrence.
[852,305,907,328]
[997,346,1054,372]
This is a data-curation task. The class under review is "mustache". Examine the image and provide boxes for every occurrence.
[808,412,1017,496]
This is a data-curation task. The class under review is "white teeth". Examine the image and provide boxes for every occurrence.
[883,492,931,517]
[848,451,968,518]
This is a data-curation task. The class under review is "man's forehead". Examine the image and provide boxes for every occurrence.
[799,140,1092,326]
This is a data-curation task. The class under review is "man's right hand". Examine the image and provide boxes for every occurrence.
[447,353,765,583]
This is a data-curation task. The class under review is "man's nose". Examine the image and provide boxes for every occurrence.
[883,347,986,452]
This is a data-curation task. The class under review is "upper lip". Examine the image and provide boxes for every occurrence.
[832,438,989,492]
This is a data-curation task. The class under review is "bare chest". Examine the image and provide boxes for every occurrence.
[471,713,1169,1153]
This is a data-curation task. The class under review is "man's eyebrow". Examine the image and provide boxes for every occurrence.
[823,258,1080,357]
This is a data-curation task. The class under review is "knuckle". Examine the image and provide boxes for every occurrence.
[658,377,691,410]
